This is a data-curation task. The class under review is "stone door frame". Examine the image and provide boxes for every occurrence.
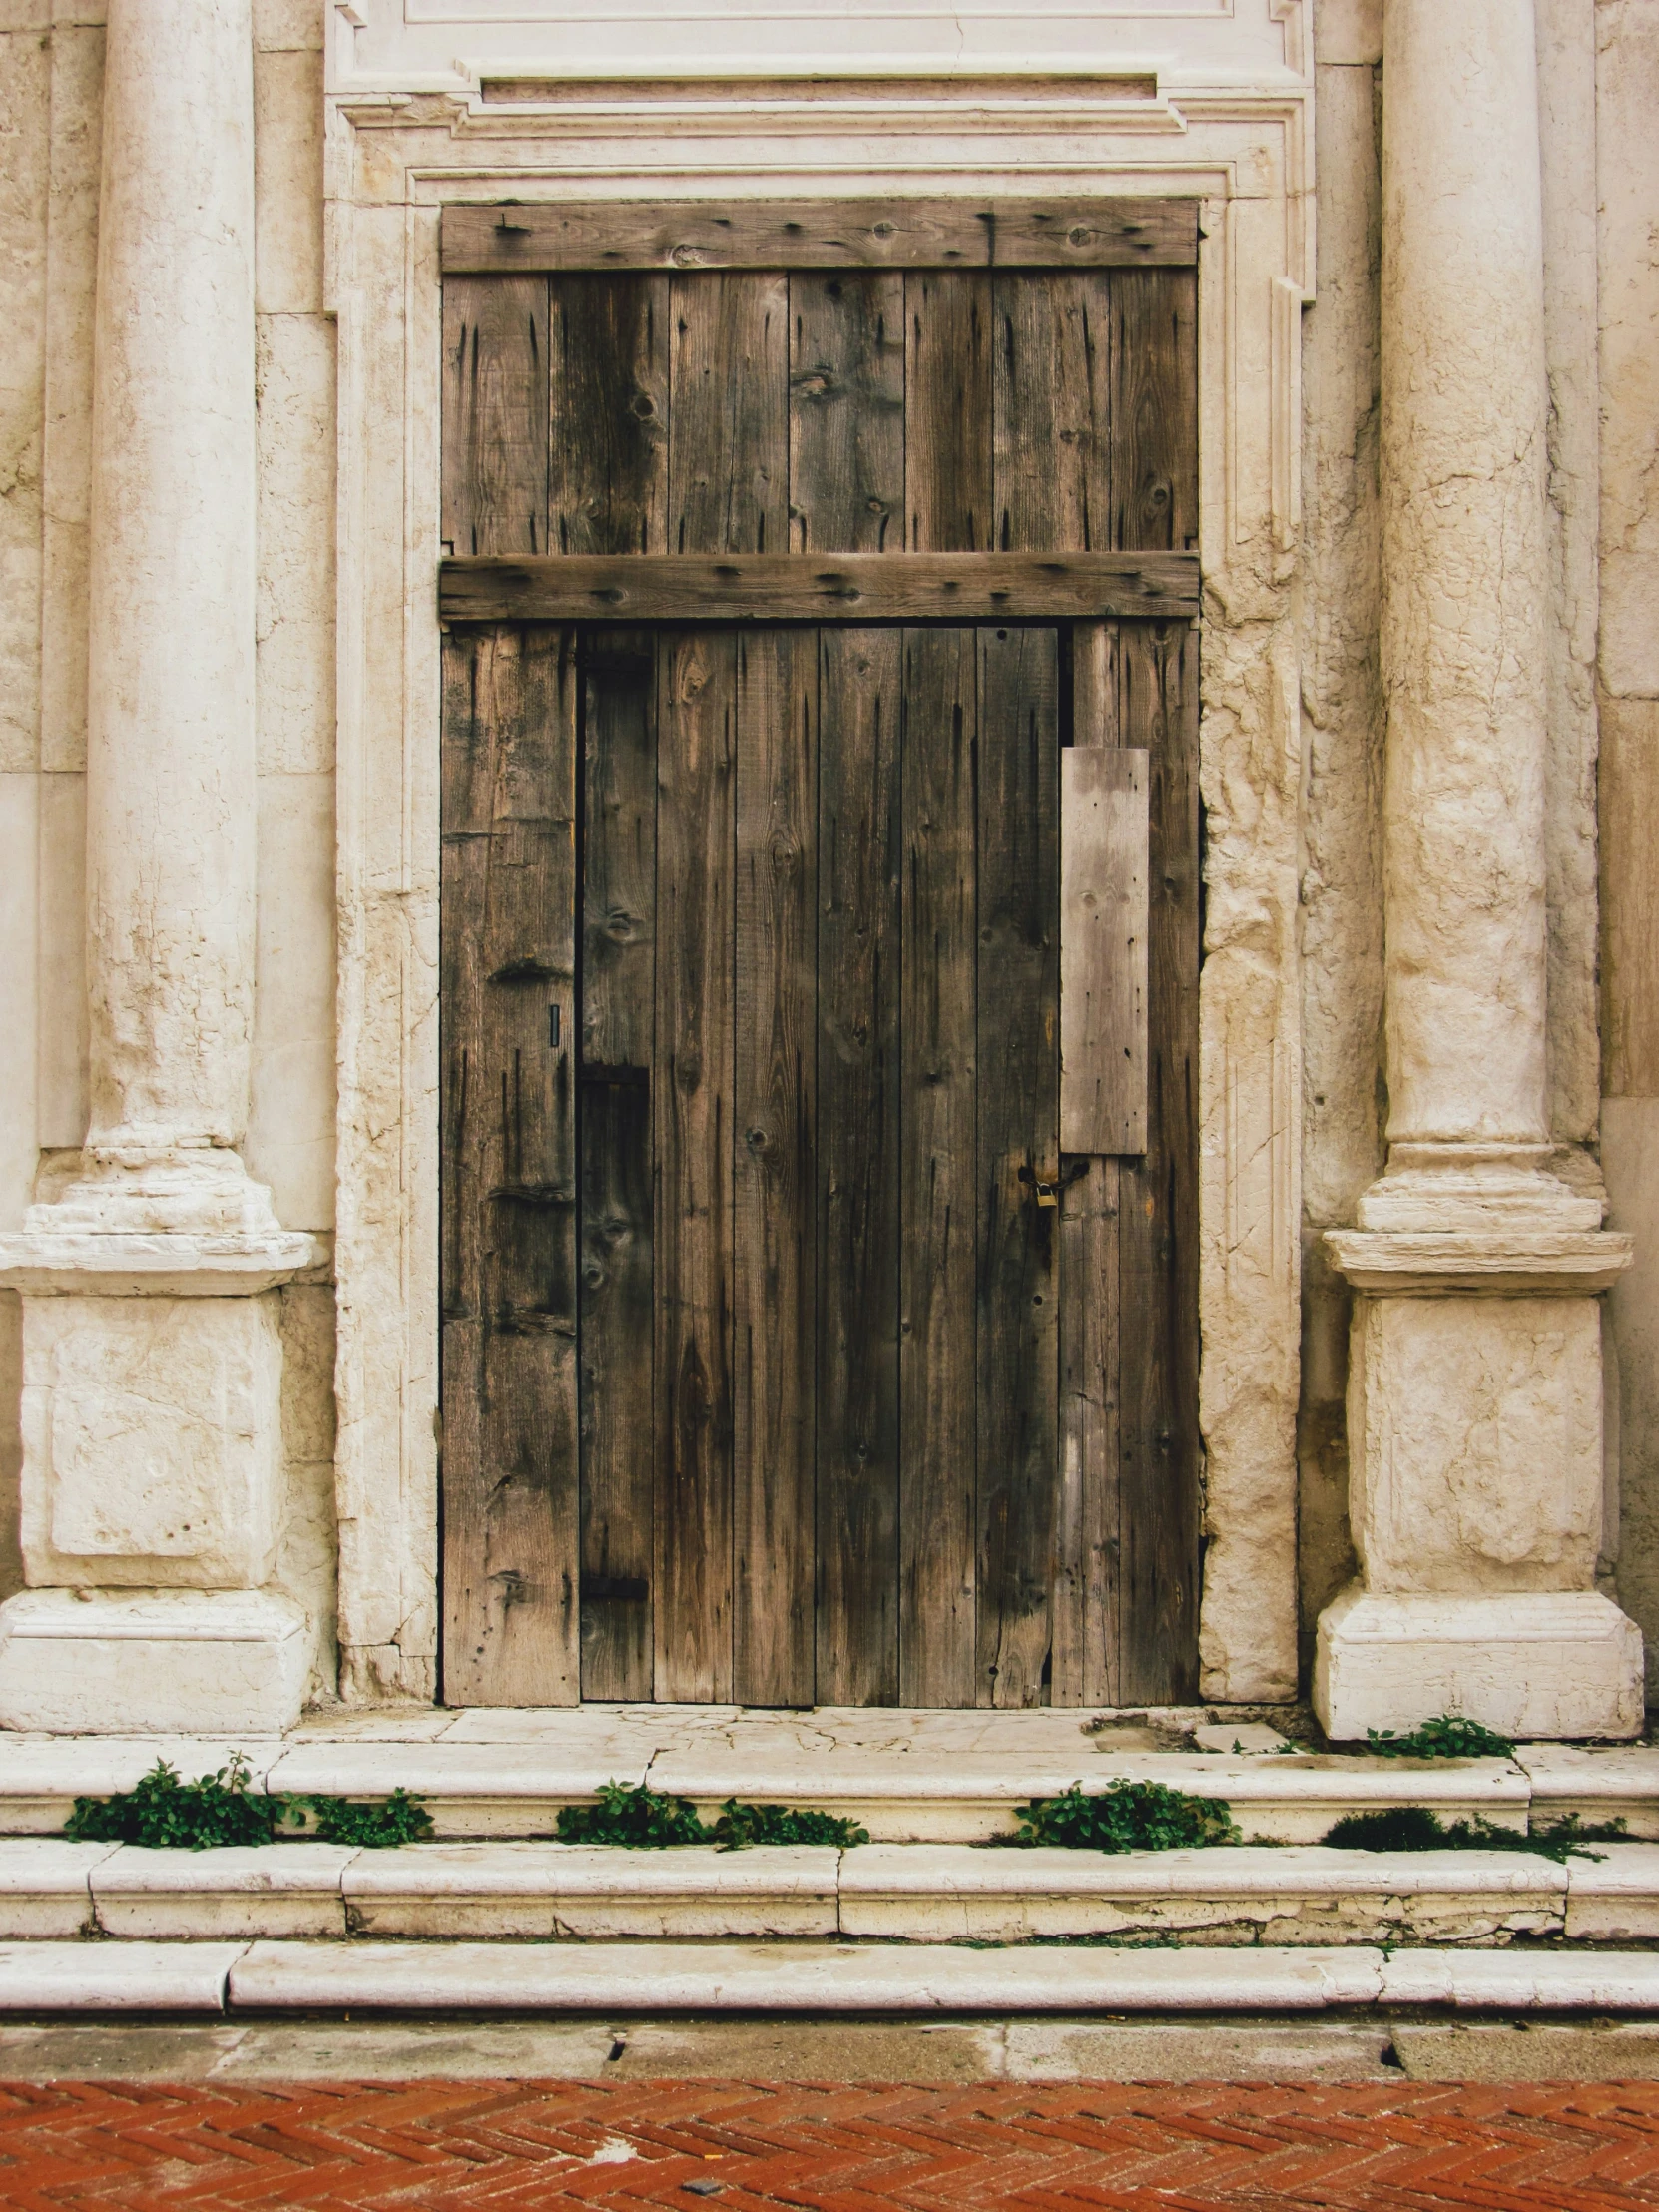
[324,60,1311,1706]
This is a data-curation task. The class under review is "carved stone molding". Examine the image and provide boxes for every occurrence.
[1327,1230,1636,1300]
[328,0,1314,98]
[324,29,1311,1704]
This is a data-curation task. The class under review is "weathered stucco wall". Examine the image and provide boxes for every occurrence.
[1298,0,1384,1671]
[0,8,54,1608]
[1598,0,1659,1696]
[0,0,339,1701]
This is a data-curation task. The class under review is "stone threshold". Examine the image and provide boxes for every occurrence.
[7,1938,1659,2016]
[11,1706,1649,1840]
[6,1839,1659,1946]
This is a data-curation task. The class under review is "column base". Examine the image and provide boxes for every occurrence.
[0,1589,308,1736]
[1314,1586,1644,1742]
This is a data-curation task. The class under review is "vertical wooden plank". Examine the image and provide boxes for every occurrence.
[992,273,1111,553]
[991,272,1110,1712]
[788,271,905,553]
[1115,618,1201,1704]
[974,626,1061,1709]
[904,273,993,552]
[793,273,903,1702]
[734,628,819,1707]
[1055,623,1123,1710]
[817,629,903,1706]
[898,627,979,1707]
[441,625,580,1705]
[549,275,670,554]
[1108,263,1200,1705]
[442,276,550,556]
[578,627,656,1700]
[654,630,738,1701]
[669,273,790,555]
[441,633,490,1701]
[1108,268,1200,552]
[1061,747,1149,1155]
[1055,1154,1121,1709]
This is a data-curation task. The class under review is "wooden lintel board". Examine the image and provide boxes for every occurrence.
[1061,745,1150,1156]
[442,197,1198,274]
[441,553,1199,625]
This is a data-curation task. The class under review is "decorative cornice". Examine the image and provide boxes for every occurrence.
[337,86,1195,138]
[328,0,1315,98]
[0,1231,322,1299]
[1325,1229,1635,1299]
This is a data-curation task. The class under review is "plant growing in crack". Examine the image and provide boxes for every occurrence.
[1362,1715,1516,1760]
[63,1755,435,1850]
[554,1781,868,1850]
[990,1779,1241,1854]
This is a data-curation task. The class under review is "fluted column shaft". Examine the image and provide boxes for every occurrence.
[85,0,258,1166]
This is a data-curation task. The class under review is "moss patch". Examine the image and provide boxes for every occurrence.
[1324,1806,1626,1861]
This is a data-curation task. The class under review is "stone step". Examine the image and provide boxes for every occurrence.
[7,1936,1659,2016]
[5,1716,1655,1847]
[7,1837,1659,1945]
[1519,1742,1659,1835]
[0,1707,1566,1842]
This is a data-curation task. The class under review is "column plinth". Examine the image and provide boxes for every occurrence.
[0,0,313,1735]
[1315,0,1641,1739]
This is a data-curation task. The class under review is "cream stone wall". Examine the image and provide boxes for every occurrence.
[1598,0,1659,1697]
[0,7,53,1604]
[1298,0,1384,1669]
[0,0,339,1703]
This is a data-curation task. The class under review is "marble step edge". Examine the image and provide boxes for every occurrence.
[5,1839,1659,1944]
[9,1938,1659,2015]
[0,1744,1557,1842]
[1,1735,1653,1840]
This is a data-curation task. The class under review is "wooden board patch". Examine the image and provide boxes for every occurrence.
[1061,747,1149,1156]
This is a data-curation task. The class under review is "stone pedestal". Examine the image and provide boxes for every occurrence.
[1319,1233,1640,1736]
[1316,1590,1643,1743]
[1315,0,1643,1738]
[0,1221,315,1735]
[0,1590,309,1737]
[0,0,315,1735]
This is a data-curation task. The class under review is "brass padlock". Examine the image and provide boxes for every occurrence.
[1023,1159,1089,1209]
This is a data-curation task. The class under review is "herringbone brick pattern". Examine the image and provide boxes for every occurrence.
[3,2076,1659,2210]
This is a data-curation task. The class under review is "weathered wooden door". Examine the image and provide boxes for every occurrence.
[439,200,1200,1709]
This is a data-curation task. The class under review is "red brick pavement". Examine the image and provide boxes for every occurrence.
[4,2077,1659,2212]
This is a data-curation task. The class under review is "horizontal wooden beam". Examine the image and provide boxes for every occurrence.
[440,554,1200,626]
[441,196,1199,274]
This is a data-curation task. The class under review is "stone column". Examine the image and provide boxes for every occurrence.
[1316,0,1643,1738]
[0,0,315,1733]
